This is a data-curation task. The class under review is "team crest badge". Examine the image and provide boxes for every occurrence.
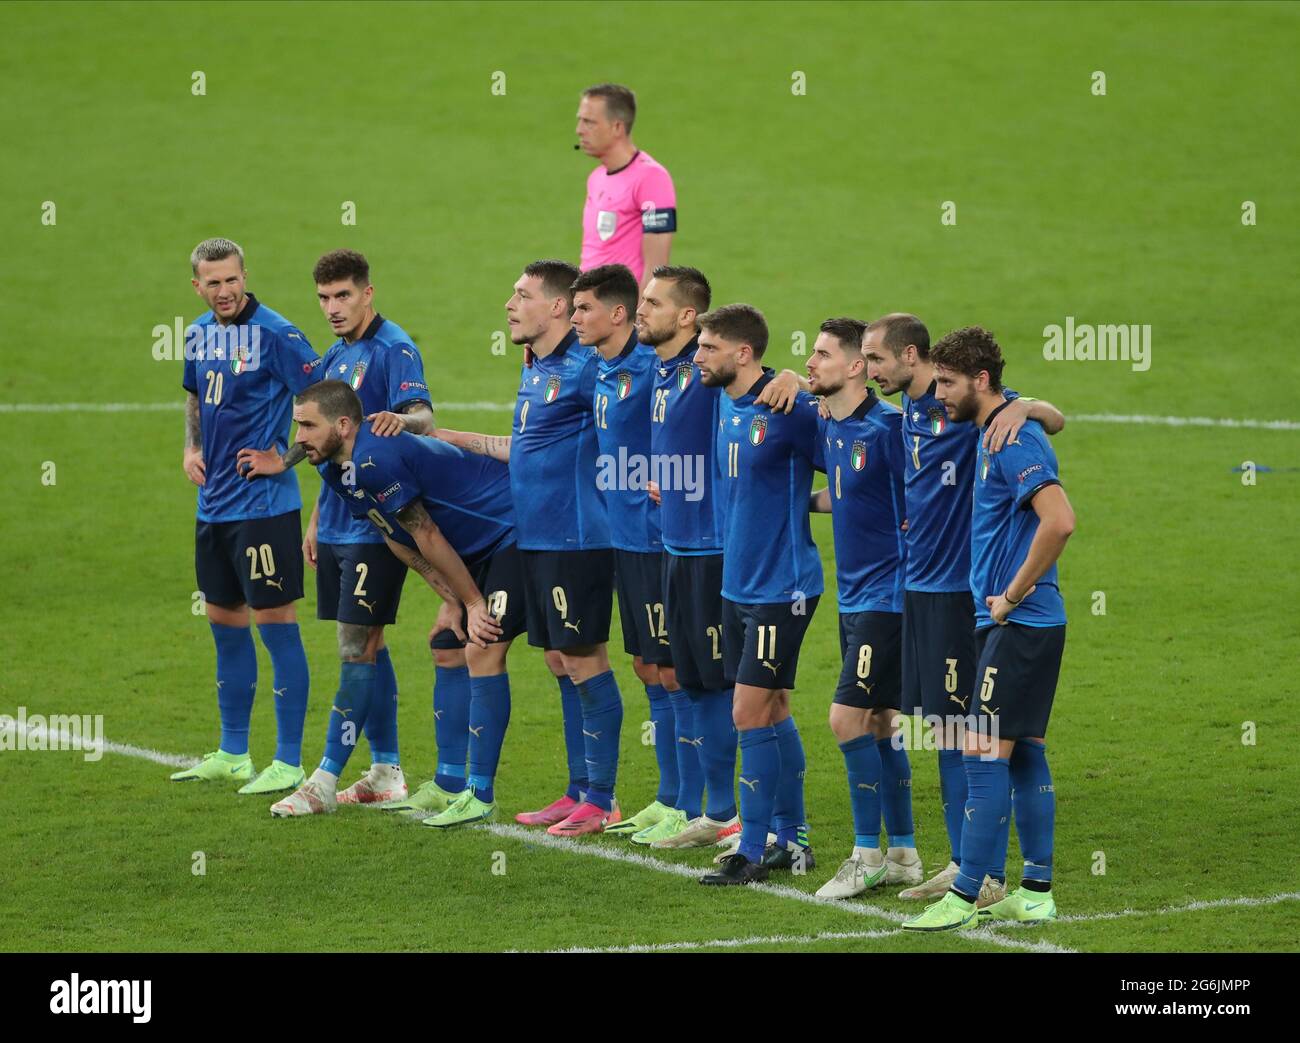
[597,209,617,241]
[544,375,562,403]
[230,352,248,375]
[850,440,867,471]
[349,362,367,390]
[616,371,632,400]
[676,364,692,391]
[748,416,768,446]
[927,407,946,435]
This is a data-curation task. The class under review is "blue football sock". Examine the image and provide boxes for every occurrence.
[771,716,807,848]
[211,622,257,757]
[668,689,703,818]
[363,646,400,766]
[953,755,1011,900]
[876,736,915,847]
[433,665,470,792]
[468,673,511,804]
[841,734,882,849]
[737,727,780,863]
[256,622,308,767]
[1011,739,1055,887]
[576,671,623,811]
[557,675,588,801]
[319,662,377,776]
[645,684,678,807]
[692,688,738,821]
[938,747,968,865]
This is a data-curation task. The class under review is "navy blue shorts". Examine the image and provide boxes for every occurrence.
[973,623,1065,740]
[722,596,821,691]
[429,542,529,650]
[317,541,408,626]
[615,549,673,666]
[195,510,303,610]
[663,551,729,690]
[835,610,903,710]
[520,548,614,650]
[901,590,977,718]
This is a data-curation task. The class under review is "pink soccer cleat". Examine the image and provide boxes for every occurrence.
[547,800,622,836]
[515,794,579,826]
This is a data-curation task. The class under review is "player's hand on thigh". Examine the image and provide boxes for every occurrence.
[183,447,206,486]
[465,599,503,649]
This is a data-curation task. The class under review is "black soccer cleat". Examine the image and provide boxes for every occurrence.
[761,842,816,873]
[700,853,770,886]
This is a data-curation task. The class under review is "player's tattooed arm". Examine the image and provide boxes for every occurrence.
[382,534,459,603]
[183,392,206,486]
[433,428,511,463]
[367,401,435,437]
[984,397,1066,452]
[809,488,832,513]
[393,500,503,647]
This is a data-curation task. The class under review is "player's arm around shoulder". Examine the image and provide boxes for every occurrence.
[755,370,813,413]
[433,428,511,463]
[984,393,1066,452]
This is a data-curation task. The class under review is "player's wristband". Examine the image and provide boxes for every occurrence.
[1004,590,1024,606]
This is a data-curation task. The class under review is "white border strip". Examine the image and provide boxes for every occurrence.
[0,720,198,769]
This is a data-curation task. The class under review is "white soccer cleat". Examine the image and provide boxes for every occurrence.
[270,778,337,818]
[898,859,959,900]
[977,875,1007,909]
[711,828,778,863]
[815,851,888,899]
[337,763,407,805]
[885,849,925,886]
[651,814,738,850]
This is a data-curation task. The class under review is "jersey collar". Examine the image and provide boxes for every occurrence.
[606,149,641,176]
[359,312,386,341]
[982,399,1012,431]
[741,371,774,400]
[662,335,699,369]
[549,327,580,359]
[232,292,259,325]
[848,388,879,422]
[611,331,639,363]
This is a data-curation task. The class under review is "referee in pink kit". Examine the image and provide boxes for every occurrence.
[576,83,676,287]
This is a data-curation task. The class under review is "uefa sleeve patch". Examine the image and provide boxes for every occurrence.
[642,206,677,233]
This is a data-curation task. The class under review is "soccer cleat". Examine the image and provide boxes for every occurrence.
[651,814,738,850]
[379,779,464,817]
[898,859,959,900]
[900,890,978,932]
[630,808,688,845]
[547,799,622,836]
[604,799,672,835]
[337,763,407,805]
[515,794,579,826]
[885,850,925,886]
[700,853,769,886]
[977,875,1007,910]
[712,828,777,863]
[815,853,889,899]
[423,789,495,829]
[714,820,742,845]
[270,779,337,818]
[169,750,254,784]
[237,759,305,795]
[761,842,816,873]
[979,886,1057,923]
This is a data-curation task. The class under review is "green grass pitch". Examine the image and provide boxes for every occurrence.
[1,0,1298,953]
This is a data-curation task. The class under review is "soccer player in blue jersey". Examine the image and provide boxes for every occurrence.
[862,313,1065,903]
[902,327,1073,931]
[804,319,924,897]
[237,250,435,810]
[693,304,823,886]
[439,260,626,836]
[569,264,685,839]
[633,268,803,852]
[270,381,520,821]
[171,237,322,794]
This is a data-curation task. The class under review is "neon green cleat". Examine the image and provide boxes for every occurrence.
[900,890,978,932]
[238,759,305,795]
[380,779,465,818]
[629,807,688,846]
[605,799,673,835]
[170,750,254,784]
[422,789,495,829]
[979,886,1057,923]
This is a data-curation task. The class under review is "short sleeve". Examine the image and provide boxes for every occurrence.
[997,428,1060,510]
[268,326,323,394]
[636,163,677,233]
[386,342,432,412]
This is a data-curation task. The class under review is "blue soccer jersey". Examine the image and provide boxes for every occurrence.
[900,380,1019,593]
[182,293,323,523]
[315,315,432,545]
[509,329,611,551]
[814,392,907,613]
[650,337,725,555]
[593,334,661,553]
[715,374,824,605]
[319,425,514,567]
[970,408,1066,629]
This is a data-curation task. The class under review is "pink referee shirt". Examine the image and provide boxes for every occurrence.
[580,150,677,283]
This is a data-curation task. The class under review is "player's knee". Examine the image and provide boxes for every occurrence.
[658,665,679,692]
[544,649,567,678]
[828,706,865,743]
[631,657,658,686]
[466,641,507,676]
[433,647,467,670]
[337,622,371,661]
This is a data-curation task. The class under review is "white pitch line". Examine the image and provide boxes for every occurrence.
[0,720,198,769]
[987,890,1300,929]
[0,402,1297,428]
[534,928,905,953]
